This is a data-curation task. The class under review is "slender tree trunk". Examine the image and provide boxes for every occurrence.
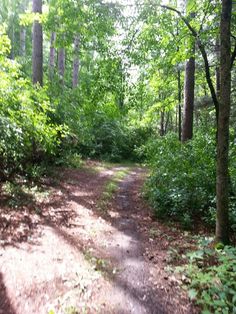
[165,111,170,134]
[72,35,80,88]
[49,32,56,79]
[58,47,65,85]
[9,25,15,59]
[32,0,43,86]
[216,37,220,98]
[182,49,195,142]
[181,0,196,142]
[160,111,165,136]
[20,1,28,57]
[215,0,232,244]
[20,28,26,57]
[177,69,182,141]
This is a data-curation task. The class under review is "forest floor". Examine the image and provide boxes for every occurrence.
[0,161,199,314]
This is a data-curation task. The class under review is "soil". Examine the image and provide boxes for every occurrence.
[0,161,198,314]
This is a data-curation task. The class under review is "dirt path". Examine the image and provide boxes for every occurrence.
[0,163,196,314]
[98,169,166,313]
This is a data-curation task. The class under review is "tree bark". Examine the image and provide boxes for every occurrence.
[215,37,220,98]
[32,0,43,86]
[58,46,65,85]
[215,0,232,244]
[177,69,182,140]
[182,53,195,142]
[49,32,56,79]
[20,28,26,57]
[181,0,196,142]
[72,35,80,88]
[20,0,28,57]
[160,111,165,136]
[9,26,15,60]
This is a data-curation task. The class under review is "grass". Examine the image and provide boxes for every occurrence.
[97,167,131,213]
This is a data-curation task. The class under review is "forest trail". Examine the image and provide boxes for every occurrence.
[0,162,196,314]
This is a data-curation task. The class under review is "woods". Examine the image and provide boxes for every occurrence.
[0,0,236,313]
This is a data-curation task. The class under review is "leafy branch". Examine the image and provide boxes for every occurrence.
[161,5,219,123]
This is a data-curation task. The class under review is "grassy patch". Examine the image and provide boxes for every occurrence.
[97,168,131,213]
[84,250,118,278]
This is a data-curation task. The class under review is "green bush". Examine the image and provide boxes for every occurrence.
[143,132,216,226]
[0,28,64,178]
[52,87,151,162]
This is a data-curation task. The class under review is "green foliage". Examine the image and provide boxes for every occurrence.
[98,168,130,213]
[144,132,216,226]
[55,152,83,168]
[176,242,236,313]
[0,28,64,178]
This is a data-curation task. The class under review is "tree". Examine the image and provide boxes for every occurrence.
[32,0,43,85]
[49,32,56,79]
[216,0,232,244]
[72,35,80,88]
[181,0,196,142]
[58,45,65,85]
[162,0,235,244]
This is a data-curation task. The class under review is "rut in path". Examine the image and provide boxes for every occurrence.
[100,168,167,314]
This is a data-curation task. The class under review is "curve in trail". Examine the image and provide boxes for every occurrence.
[101,168,167,314]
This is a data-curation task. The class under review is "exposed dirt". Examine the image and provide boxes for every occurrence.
[0,162,198,314]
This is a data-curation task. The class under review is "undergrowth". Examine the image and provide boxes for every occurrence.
[170,239,236,313]
[143,132,236,231]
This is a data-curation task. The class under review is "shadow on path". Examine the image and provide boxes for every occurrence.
[0,272,16,314]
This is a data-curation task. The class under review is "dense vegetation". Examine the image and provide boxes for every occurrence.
[1,0,236,312]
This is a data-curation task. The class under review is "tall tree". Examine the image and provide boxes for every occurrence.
[72,35,80,88]
[216,0,232,244]
[20,27,26,57]
[163,0,235,244]
[20,0,28,57]
[58,46,65,85]
[49,32,56,79]
[181,50,195,141]
[32,0,43,85]
[181,1,196,142]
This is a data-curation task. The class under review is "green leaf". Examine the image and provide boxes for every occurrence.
[188,288,198,300]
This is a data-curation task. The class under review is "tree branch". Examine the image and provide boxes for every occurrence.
[161,5,198,37]
[161,4,219,122]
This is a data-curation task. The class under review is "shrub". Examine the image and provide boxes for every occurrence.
[0,28,64,178]
[143,132,216,226]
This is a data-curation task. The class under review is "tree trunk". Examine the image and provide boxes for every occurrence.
[181,51,195,142]
[181,0,196,142]
[58,47,65,85]
[164,111,170,134]
[72,35,80,88]
[32,0,43,86]
[9,26,15,60]
[216,37,220,98]
[177,69,182,140]
[20,0,27,57]
[160,111,165,136]
[20,28,26,57]
[49,32,56,79]
[215,0,232,244]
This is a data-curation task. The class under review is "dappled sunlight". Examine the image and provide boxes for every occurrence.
[0,164,195,313]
